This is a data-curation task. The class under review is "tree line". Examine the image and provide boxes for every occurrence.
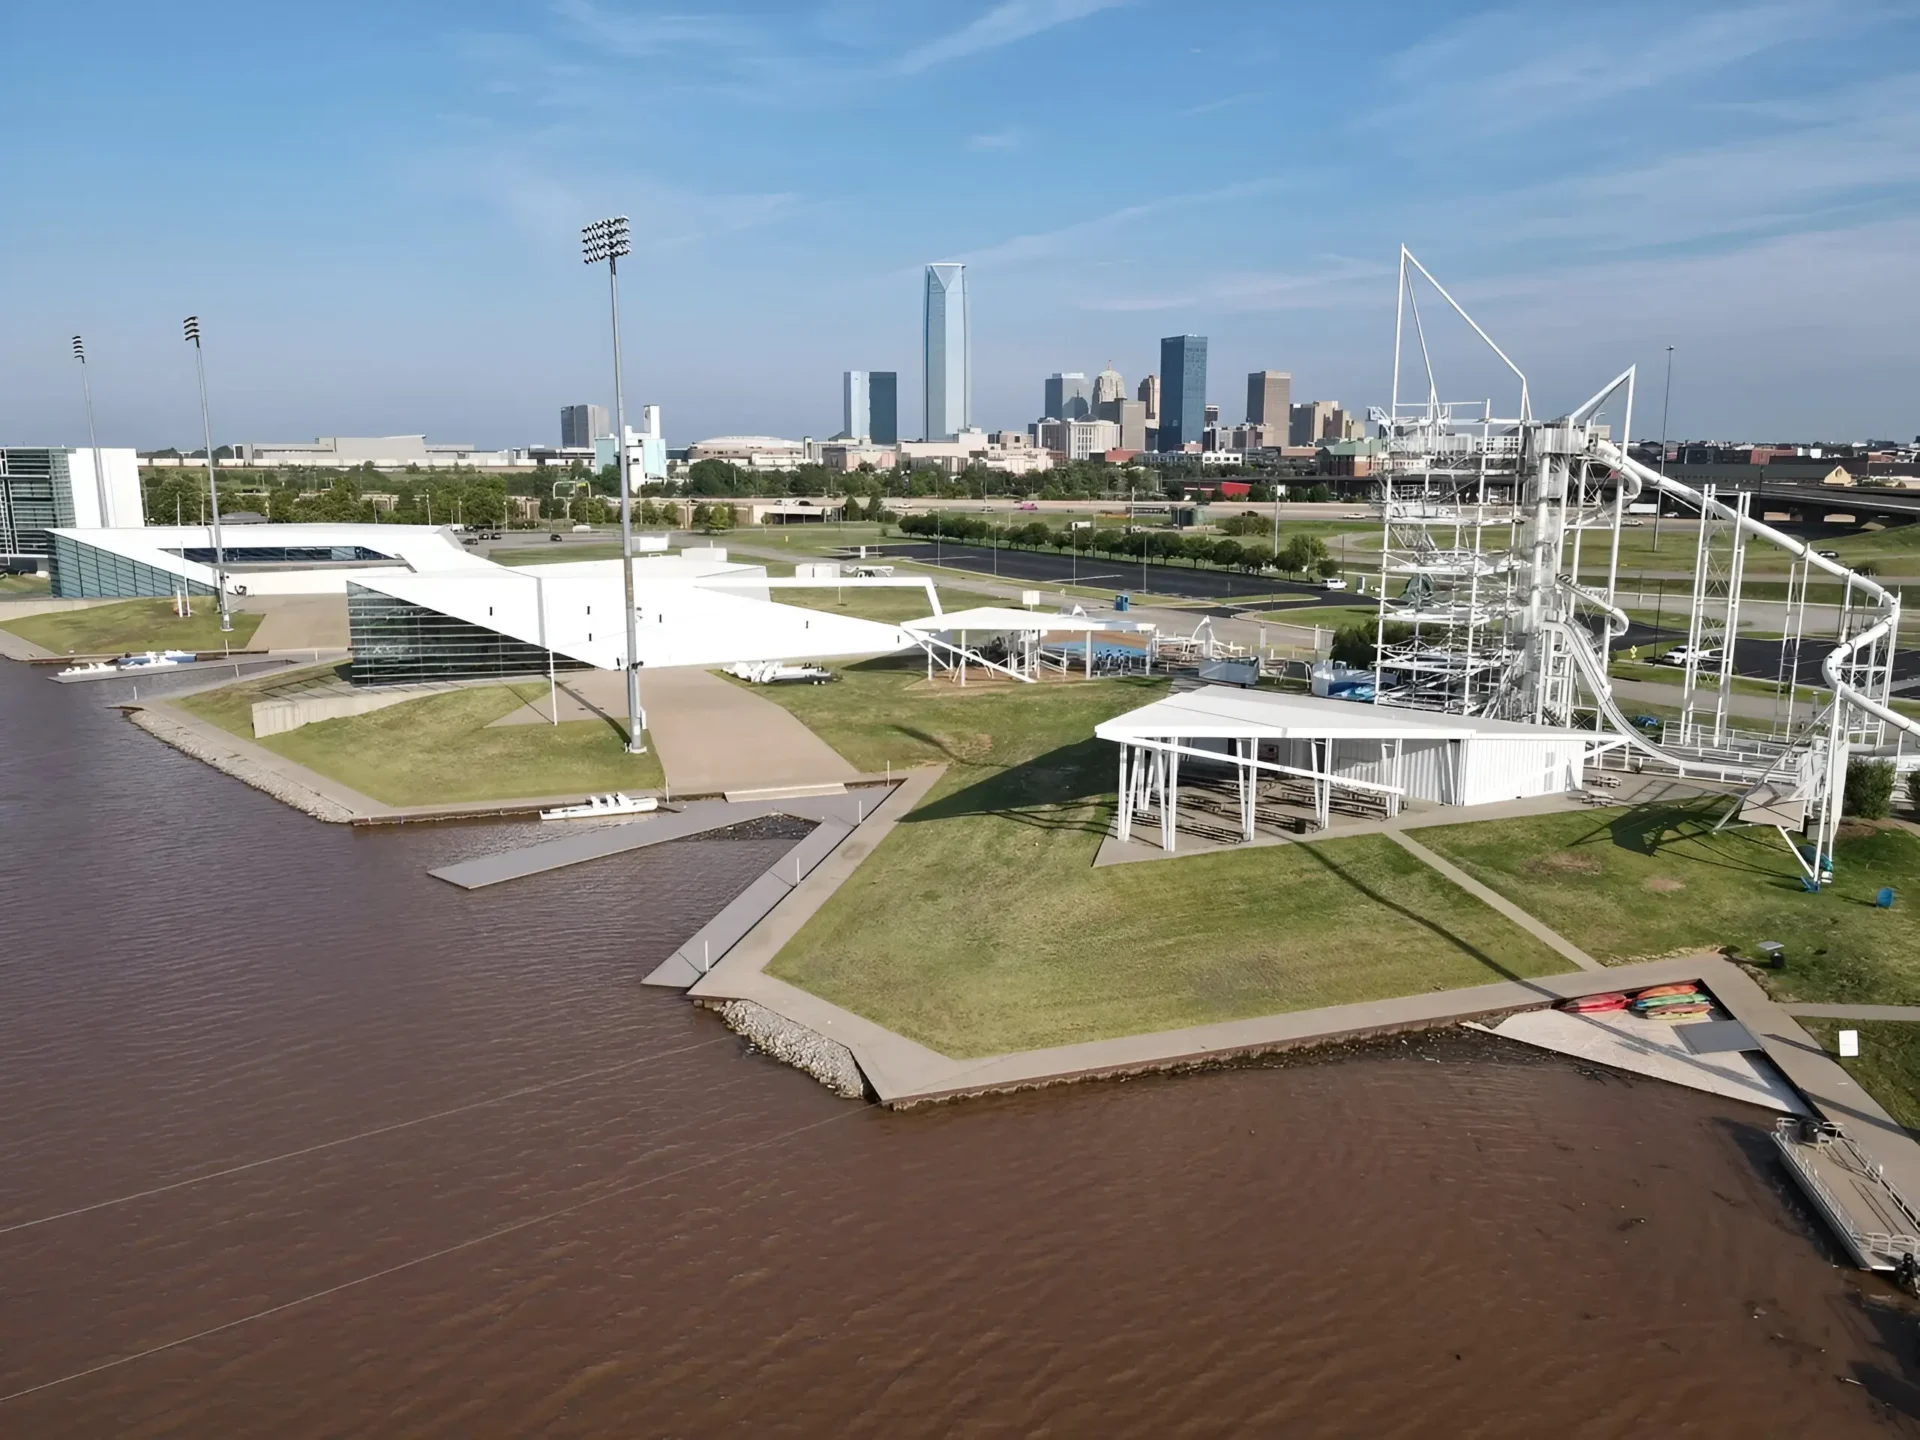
[892,512,1340,579]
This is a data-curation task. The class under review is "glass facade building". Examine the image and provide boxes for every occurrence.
[869,371,898,445]
[1157,335,1209,451]
[922,263,969,440]
[347,583,587,687]
[0,449,78,558]
[51,534,214,598]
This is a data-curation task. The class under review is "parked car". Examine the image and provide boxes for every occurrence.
[1816,549,1839,559]
[1629,714,1662,732]
[1658,645,1721,667]
[549,532,564,542]
[1624,518,1645,527]
[572,523,593,532]
[1323,577,1348,591]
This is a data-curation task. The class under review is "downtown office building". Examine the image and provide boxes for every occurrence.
[922,263,969,440]
[1157,335,1209,451]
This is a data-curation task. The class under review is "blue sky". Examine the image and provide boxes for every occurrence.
[5,0,1918,450]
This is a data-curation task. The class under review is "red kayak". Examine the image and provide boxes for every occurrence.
[1561,993,1629,1014]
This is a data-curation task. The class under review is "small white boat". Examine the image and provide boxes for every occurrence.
[117,650,197,670]
[58,660,118,677]
[538,792,659,821]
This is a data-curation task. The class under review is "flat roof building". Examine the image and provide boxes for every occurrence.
[0,447,144,558]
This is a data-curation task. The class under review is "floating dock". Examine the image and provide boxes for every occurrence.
[1773,1116,1920,1272]
[427,789,882,891]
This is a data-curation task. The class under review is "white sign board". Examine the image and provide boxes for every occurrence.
[1839,1029,1860,1058]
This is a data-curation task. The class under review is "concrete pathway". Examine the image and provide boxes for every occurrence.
[244,594,350,650]
[641,666,858,796]
[1781,1003,1920,1021]
[1386,830,1605,972]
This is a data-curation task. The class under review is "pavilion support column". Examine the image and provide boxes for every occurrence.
[1117,744,1132,843]
[960,631,967,687]
[1392,738,1405,817]
[1164,744,1180,854]
[1241,737,1255,843]
[1085,633,1093,679]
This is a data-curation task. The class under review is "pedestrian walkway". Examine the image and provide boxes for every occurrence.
[1781,1003,1920,1021]
[1386,830,1605,972]
[641,666,858,796]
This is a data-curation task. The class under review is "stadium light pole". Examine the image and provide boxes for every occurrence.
[582,215,644,754]
[71,336,112,528]
[1653,344,1674,554]
[183,316,232,632]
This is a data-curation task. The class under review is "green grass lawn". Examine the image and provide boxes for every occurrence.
[491,543,629,567]
[1256,603,1376,630]
[177,678,662,805]
[1417,799,1920,1006]
[0,573,49,597]
[756,660,1572,1055]
[1797,1019,1920,1133]
[0,598,263,655]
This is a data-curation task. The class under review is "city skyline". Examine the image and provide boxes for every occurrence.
[6,1,1920,449]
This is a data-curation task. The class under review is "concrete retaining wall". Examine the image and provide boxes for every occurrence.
[251,689,422,737]
[0,598,118,620]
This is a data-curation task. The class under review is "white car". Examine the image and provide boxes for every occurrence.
[1323,577,1348,591]
[1658,645,1721,667]
[572,523,593,533]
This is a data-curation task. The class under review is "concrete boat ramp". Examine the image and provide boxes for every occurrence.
[427,785,899,990]
[427,789,885,891]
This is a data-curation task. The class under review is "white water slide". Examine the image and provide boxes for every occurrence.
[1370,248,1916,881]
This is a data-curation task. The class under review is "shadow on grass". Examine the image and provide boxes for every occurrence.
[1545,798,1807,887]
[904,736,1117,838]
[1296,841,1556,991]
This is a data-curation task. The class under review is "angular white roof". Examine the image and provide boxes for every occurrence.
[902,606,1110,635]
[1095,686,1597,743]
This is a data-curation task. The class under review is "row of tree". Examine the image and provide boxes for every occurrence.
[892,512,1339,578]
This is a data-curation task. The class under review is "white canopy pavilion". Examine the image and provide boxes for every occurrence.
[902,606,1157,684]
[1095,687,1603,851]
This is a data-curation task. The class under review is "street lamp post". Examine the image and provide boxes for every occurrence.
[70,336,112,527]
[582,215,645,754]
[1654,344,1674,553]
[182,317,232,633]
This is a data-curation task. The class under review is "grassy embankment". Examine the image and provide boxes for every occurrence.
[0,573,50,597]
[1798,1019,1920,1133]
[178,671,662,805]
[0,598,263,655]
[1417,800,1920,1006]
[753,659,1572,1056]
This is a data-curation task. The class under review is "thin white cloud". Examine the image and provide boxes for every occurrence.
[1369,0,1860,138]
[547,0,766,58]
[956,176,1292,269]
[966,126,1024,150]
[896,0,1128,74]
[1081,257,1395,313]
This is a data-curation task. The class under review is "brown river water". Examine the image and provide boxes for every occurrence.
[1,662,1917,1437]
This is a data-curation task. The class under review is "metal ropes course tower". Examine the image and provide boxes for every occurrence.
[1364,246,1916,884]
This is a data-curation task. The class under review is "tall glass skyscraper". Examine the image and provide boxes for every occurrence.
[1157,335,1208,451]
[843,370,871,441]
[869,371,898,445]
[922,263,969,439]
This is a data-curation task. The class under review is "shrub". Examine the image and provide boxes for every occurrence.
[1846,758,1897,819]
[1907,767,1920,814]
